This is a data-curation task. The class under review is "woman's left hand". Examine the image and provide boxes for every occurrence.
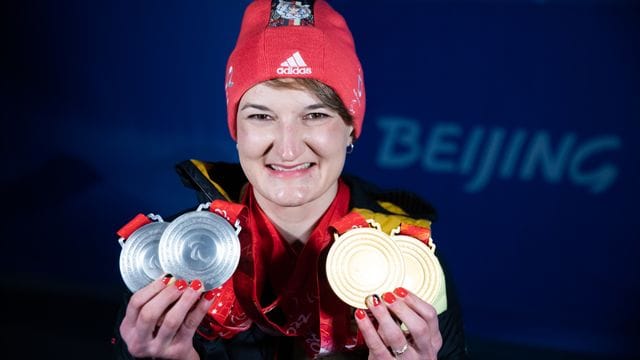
[354,287,442,360]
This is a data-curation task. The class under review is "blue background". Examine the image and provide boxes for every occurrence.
[3,0,638,358]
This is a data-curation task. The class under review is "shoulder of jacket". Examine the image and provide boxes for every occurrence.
[343,174,438,233]
[175,159,247,203]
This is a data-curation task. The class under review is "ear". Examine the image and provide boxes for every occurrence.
[347,125,355,144]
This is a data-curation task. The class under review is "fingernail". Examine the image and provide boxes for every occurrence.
[161,274,174,285]
[393,287,408,298]
[355,309,367,320]
[365,294,381,308]
[175,279,188,291]
[189,279,203,291]
[382,292,396,304]
[203,290,216,301]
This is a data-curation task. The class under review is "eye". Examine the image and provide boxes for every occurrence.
[247,113,272,120]
[304,112,331,120]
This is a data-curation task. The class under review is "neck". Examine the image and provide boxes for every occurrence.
[253,184,338,244]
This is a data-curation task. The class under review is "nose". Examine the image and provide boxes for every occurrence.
[274,119,306,161]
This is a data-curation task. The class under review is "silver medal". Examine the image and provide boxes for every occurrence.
[119,221,168,292]
[158,210,240,290]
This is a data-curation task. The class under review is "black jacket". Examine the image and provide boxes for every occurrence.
[113,160,470,359]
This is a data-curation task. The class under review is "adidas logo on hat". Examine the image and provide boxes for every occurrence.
[276,51,312,75]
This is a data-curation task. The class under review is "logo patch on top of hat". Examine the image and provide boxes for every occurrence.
[277,51,312,75]
[269,0,314,27]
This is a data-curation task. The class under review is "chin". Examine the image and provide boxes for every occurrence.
[270,192,310,208]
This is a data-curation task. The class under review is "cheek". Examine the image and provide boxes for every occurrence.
[312,127,351,156]
[237,126,270,158]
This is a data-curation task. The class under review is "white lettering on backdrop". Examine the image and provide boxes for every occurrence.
[376,117,620,194]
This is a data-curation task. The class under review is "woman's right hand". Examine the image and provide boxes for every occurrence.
[119,275,214,360]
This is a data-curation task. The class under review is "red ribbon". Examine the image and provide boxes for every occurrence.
[398,223,432,246]
[209,199,246,225]
[229,181,361,357]
[329,212,369,235]
[198,185,438,357]
[116,213,152,239]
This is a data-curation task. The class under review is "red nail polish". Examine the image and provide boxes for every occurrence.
[382,292,396,304]
[161,274,173,285]
[355,309,367,320]
[203,290,216,301]
[393,287,409,298]
[175,279,188,291]
[190,279,203,291]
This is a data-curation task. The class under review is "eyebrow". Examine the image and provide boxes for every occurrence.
[305,103,329,111]
[240,103,271,111]
[239,103,328,111]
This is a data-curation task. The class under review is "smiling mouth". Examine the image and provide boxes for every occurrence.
[268,163,314,172]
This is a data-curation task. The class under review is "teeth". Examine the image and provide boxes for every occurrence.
[270,163,311,172]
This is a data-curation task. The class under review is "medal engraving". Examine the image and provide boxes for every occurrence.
[326,227,405,309]
[119,222,168,292]
[159,211,240,290]
[392,234,447,314]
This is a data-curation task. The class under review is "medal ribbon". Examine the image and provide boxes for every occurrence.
[198,277,251,340]
[199,183,370,356]
[398,223,432,246]
[116,213,153,240]
[208,199,246,226]
[231,180,359,357]
[331,212,432,245]
[329,212,369,235]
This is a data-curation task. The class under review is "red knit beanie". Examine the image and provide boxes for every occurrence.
[225,0,366,140]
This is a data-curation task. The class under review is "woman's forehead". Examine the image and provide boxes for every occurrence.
[240,82,322,104]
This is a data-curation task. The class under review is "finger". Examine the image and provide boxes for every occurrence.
[380,289,429,352]
[121,274,174,330]
[395,288,440,338]
[366,294,408,356]
[173,286,218,344]
[353,307,392,360]
[389,288,442,353]
[135,278,188,338]
[154,279,205,343]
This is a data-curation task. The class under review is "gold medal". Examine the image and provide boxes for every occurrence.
[326,221,405,309]
[391,231,447,315]
[326,218,447,314]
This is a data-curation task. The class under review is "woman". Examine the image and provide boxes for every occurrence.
[114,1,468,359]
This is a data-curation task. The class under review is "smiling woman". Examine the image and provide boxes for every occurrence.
[236,80,354,242]
[112,0,469,359]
